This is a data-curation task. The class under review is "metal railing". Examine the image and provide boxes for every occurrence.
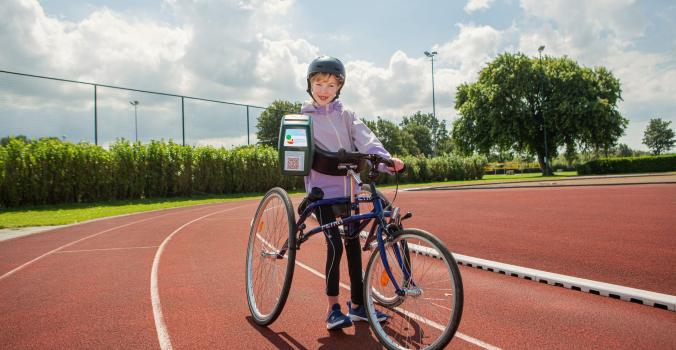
[0,69,290,147]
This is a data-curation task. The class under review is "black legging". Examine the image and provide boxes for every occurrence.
[315,204,364,306]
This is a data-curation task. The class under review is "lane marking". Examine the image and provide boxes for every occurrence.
[56,246,159,253]
[255,235,500,350]
[292,257,501,350]
[151,204,253,350]
[0,214,173,282]
[0,203,236,282]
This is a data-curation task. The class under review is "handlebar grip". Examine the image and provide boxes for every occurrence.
[336,149,402,172]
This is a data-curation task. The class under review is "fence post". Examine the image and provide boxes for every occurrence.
[94,84,98,145]
[181,96,185,146]
[246,105,250,145]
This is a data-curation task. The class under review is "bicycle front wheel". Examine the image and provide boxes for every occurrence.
[245,187,297,326]
[364,228,463,350]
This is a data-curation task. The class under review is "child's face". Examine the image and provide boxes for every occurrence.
[311,74,341,107]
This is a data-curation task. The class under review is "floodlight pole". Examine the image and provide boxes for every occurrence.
[130,100,139,142]
[538,45,549,175]
[424,50,438,118]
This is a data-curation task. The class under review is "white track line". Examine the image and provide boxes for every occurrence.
[0,214,173,282]
[56,246,159,253]
[0,203,229,282]
[256,236,500,350]
[151,204,252,350]
[292,257,501,350]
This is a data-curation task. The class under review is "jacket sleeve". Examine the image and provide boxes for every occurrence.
[347,111,393,173]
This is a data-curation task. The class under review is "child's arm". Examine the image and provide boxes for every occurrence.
[348,112,404,173]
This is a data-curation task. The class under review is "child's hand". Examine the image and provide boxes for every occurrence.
[388,157,405,173]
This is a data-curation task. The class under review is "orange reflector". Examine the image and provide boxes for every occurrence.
[380,270,390,287]
[257,220,264,233]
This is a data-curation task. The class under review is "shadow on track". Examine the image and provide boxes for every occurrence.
[317,322,381,349]
[245,316,309,350]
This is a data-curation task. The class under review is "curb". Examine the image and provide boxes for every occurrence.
[410,244,675,312]
[404,181,676,191]
[402,173,676,192]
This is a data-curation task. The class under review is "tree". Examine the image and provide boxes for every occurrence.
[452,52,627,175]
[1,135,30,146]
[255,100,302,149]
[400,111,449,157]
[363,117,410,156]
[642,118,675,155]
[615,143,633,158]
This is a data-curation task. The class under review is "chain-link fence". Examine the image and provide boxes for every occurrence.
[1,70,287,148]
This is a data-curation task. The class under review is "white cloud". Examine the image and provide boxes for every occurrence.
[344,51,429,119]
[195,135,257,148]
[1,0,673,151]
[464,0,495,14]
[517,0,676,149]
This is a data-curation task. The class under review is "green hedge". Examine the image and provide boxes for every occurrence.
[0,138,304,207]
[0,137,486,208]
[577,155,676,175]
[366,154,487,185]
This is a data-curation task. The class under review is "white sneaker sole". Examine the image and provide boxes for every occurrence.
[349,314,388,322]
[327,320,353,330]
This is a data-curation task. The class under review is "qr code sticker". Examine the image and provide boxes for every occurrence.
[287,157,300,170]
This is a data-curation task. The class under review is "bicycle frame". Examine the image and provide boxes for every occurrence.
[280,167,412,295]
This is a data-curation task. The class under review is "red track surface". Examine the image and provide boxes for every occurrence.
[400,184,676,295]
[1,183,675,349]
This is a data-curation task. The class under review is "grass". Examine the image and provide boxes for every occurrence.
[391,171,578,189]
[0,172,577,229]
[0,193,267,229]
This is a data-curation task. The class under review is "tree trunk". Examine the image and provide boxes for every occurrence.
[537,153,553,176]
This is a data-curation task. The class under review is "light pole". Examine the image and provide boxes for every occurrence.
[424,50,438,118]
[537,45,549,175]
[130,100,139,142]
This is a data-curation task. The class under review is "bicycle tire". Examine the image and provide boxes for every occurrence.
[245,187,297,326]
[363,228,463,350]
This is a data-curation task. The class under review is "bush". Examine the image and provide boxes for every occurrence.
[366,154,486,185]
[0,137,483,208]
[577,155,676,175]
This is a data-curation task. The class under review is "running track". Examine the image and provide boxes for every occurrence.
[0,183,674,349]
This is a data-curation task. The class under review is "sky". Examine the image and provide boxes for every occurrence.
[1,0,675,150]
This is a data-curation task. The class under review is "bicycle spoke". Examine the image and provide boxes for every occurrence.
[246,188,296,326]
[365,229,463,350]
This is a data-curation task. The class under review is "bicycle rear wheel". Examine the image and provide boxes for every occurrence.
[245,187,297,326]
[364,228,463,350]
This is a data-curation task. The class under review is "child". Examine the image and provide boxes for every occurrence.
[300,56,404,330]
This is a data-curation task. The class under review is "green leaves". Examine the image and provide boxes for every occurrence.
[0,137,304,208]
[362,154,487,185]
[578,155,676,175]
[255,100,302,149]
[453,52,627,174]
[642,118,675,155]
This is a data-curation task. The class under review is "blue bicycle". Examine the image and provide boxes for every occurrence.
[245,150,463,350]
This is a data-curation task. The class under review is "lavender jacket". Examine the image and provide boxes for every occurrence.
[300,100,392,199]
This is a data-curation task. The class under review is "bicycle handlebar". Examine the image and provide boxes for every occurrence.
[337,148,394,168]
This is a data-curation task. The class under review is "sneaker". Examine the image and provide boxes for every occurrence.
[347,301,389,322]
[326,303,353,330]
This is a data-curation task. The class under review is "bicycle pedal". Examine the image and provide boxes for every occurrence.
[401,212,413,221]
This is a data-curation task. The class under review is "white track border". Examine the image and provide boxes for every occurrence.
[408,244,676,312]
